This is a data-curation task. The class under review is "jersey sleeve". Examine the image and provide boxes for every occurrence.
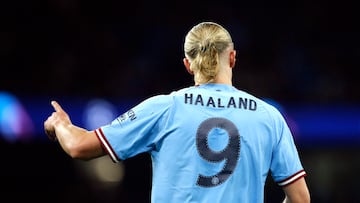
[269,107,307,187]
[94,95,172,162]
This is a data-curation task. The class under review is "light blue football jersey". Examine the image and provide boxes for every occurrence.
[95,83,306,203]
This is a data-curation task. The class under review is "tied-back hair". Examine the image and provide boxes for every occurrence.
[184,22,233,84]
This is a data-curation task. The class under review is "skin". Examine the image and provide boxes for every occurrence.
[44,43,310,202]
[44,101,104,160]
[282,178,311,203]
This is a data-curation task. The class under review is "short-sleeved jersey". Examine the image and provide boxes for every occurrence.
[95,83,306,203]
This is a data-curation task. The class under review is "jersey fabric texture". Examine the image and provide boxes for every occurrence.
[95,83,306,203]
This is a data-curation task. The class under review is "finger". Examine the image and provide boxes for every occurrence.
[51,100,63,113]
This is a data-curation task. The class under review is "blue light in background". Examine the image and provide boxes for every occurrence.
[0,92,34,142]
[83,98,118,130]
[286,104,360,145]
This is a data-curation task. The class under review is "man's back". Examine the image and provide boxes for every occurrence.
[146,83,305,202]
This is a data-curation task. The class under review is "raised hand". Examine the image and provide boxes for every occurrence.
[44,101,72,141]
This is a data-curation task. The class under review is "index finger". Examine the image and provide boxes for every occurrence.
[51,100,64,112]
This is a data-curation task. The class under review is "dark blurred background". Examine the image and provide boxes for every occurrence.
[1,0,359,202]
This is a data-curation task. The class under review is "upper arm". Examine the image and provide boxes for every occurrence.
[282,177,310,203]
[59,126,106,161]
[78,130,106,160]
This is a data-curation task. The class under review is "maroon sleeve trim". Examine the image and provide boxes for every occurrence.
[277,170,307,187]
[94,128,121,163]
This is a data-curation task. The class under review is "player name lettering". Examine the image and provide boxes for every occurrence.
[184,93,257,110]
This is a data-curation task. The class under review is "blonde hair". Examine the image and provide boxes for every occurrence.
[184,22,233,84]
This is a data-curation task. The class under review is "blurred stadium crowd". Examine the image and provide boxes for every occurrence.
[1,0,359,102]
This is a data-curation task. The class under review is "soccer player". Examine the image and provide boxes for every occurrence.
[44,21,310,203]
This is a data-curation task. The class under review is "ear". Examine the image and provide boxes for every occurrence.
[183,58,194,75]
[229,50,236,68]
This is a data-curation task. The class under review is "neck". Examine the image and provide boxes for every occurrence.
[194,66,233,86]
[213,78,232,85]
[212,69,233,85]
[195,78,232,86]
